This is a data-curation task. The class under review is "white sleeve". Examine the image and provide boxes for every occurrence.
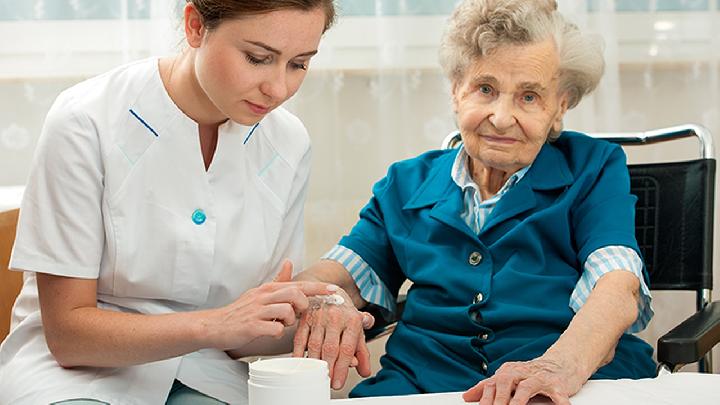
[10,95,105,278]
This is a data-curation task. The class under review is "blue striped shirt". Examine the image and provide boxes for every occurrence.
[324,147,653,333]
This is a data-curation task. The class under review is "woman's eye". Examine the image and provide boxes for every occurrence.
[479,85,493,95]
[246,54,271,65]
[523,93,537,103]
[290,61,308,71]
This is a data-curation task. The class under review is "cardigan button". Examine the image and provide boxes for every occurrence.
[468,251,483,266]
[473,292,484,304]
[481,362,488,373]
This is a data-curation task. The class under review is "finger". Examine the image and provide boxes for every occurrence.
[306,315,326,359]
[463,379,490,402]
[260,287,310,314]
[292,312,312,357]
[254,320,286,340]
[353,335,372,378]
[493,373,519,405]
[273,259,293,282]
[321,326,342,382]
[263,303,296,327]
[361,312,375,329]
[544,390,571,405]
[297,281,339,296]
[350,356,359,368]
[330,327,360,389]
[509,379,542,405]
[479,381,496,405]
[268,281,338,297]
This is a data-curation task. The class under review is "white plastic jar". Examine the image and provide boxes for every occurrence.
[248,358,330,405]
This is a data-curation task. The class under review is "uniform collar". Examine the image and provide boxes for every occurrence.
[126,58,192,138]
[126,58,252,139]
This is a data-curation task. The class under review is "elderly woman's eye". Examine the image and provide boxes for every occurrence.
[479,85,493,95]
[523,93,538,103]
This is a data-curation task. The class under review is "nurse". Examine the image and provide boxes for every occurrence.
[0,1,338,404]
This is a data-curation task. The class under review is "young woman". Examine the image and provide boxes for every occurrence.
[0,1,337,403]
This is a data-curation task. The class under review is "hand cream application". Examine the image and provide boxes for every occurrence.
[321,294,345,305]
[248,358,330,405]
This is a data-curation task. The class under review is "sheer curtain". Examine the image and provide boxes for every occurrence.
[0,0,718,386]
[0,0,178,208]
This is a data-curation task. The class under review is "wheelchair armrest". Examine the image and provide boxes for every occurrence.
[364,295,406,342]
[657,301,720,370]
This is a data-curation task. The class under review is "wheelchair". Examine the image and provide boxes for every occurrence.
[366,124,719,374]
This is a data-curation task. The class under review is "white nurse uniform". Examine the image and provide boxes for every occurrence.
[0,58,311,405]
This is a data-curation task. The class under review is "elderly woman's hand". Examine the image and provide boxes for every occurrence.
[462,355,586,405]
[292,288,375,390]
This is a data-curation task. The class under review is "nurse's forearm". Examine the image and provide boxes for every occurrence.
[37,273,333,368]
[42,306,224,368]
[540,270,640,383]
[38,274,211,368]
[294,260,368,309]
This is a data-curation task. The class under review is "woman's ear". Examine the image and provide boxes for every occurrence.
[451,80,461,113]
[552,92,570,133]
[184,3,205,49]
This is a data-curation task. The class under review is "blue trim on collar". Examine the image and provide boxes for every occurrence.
[129,109,159,137]
[243,122,260,145]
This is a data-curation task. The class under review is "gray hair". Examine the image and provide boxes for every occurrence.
[439,0,604,110]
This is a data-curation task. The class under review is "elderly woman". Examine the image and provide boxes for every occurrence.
[293,0,656,403]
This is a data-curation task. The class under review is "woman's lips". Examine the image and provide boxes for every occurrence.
[245,100,270,115]
[482,135,517,145]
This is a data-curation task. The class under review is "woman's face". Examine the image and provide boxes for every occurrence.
[452,39,569,174]
[187,6,326,125]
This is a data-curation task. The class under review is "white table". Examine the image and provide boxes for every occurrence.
[332,372,720,404]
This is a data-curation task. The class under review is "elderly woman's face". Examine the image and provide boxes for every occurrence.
[452,39,568,174]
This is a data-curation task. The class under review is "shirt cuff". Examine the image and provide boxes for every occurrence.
[570,245,654,333]
[321,244,397,316]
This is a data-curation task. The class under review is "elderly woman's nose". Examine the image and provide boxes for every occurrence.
[488,98,517,130]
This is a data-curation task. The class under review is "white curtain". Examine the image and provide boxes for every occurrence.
[0,0,717,384]
[0,0,178,193]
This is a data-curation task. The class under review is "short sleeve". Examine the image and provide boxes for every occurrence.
[10,96,105,278]
[572,145,641,265]
[338,173,406,299]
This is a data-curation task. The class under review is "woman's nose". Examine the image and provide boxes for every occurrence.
[260,70,289,102]
[488,96,517,131]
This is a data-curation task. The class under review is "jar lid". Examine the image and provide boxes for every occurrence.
[249,358,329,384]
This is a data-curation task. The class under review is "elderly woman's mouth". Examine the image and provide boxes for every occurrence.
[481,135,517,144]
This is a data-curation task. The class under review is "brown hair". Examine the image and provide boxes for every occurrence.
[187,0,336,32]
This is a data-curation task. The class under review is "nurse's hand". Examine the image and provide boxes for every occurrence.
[292,288,375,390]
[203,262,337,351]
[462,356,582,405]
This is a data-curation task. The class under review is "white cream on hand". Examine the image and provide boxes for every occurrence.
[320,294,345,306]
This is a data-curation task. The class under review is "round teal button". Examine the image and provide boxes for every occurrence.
[192,209,206,225]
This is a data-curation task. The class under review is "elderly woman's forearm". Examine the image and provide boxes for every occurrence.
[295,260,368,309]
[542,270,640,381]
